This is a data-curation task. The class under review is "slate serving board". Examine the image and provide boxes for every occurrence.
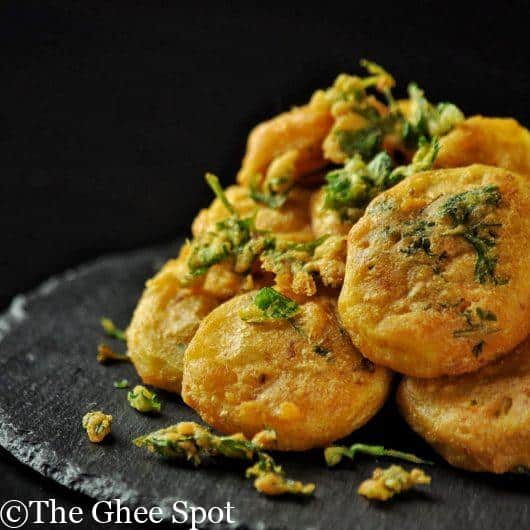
[0,241,528,530]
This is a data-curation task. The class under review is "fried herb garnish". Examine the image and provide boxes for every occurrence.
[186,173,275,278]
[440,185,507,284]
[402,82,464,146]
[324,137,439,220]
[400,220,436,256]
[324,443,432,467]
[328,60,400,160]
[250,177,292,209]
[82,411,112,443]
[96,344,131,364]
[187,216,255,276]
[453,307,499,338]
[259,235,345,296]
[113,379,129,389]
[249,150,296,209]
[246,452,315,496]
[239,287,300,323]
[134,422,313,497]
[101,318,127,341]
[336,127,389,161]
[127,385,162,413]
[358,465,431,501]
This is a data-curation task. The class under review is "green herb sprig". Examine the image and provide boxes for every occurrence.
[239,287,300,323]
[324,443,432,467]
[440,186,507,284]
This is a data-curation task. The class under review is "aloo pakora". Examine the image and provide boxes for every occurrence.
[181,291,392,450]
[398,335,530,473]
[338,164,530,377]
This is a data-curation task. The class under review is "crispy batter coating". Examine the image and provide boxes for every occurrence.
[260,235,346,298]
[237,101,333,186]
[181,293,392,451]
[192,185,314,243]
[82,411,112,443]
[358,465,431,501]
[339,165,530,377]
[436,116,530,176]
[398,335,530,473]
[310,188,358,238]
[127,258,220,393]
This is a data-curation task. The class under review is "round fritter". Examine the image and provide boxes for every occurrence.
[127,259,220,393]
[436,116,530,177]
[398,334,530,473]
[338,164,530,377]
[237,102,333,186]
[181,293,392,450]
[192,185,314,243]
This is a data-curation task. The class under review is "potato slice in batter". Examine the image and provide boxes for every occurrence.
[398,335,530,473]
[237,101,333,187]
[127,258,220,393]
[339,165,530,377]
[436,116,530,176]
[181,292,392,451]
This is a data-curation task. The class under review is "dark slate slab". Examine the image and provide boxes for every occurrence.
[0,242,528,530]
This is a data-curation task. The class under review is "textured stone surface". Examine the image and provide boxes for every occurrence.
[0,242,528,530]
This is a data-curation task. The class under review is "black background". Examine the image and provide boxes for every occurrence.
[1,1,530,527]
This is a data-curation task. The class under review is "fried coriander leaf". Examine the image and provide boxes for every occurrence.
[321,60,402,162]
[323,137,439,220]
[101,318,127,341]
[259,235,346,297]
[127,385,162,413]
[358,465,431,501]
[246,453,315,496]
[403,82,464,145]
[239,287,300,323]
[133,422,313,496]
[439,185,506,284]
[82,411,112,443]
[324,443,432,467]
[185,173,272,279]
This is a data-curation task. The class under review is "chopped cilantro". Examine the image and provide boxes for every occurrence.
[325,443,432,467]
[403,83,464,146]
[323,137,439,219]
[239,287,300,323]
[454,307,500,338]
[336,127,384,161]
[440,186,507,284]
[134,422,314,496]
[127,385,162,413]
[113,379,129,389]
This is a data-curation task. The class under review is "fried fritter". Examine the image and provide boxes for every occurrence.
[398,335,530,473]
[338,165,530,377]
[127,258,220,393]
[192,184,314,243]
[237,101,333,186]
[436,116,530,176]
[181,293,392,451]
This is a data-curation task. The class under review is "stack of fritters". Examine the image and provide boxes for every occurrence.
[127,62,530,471]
